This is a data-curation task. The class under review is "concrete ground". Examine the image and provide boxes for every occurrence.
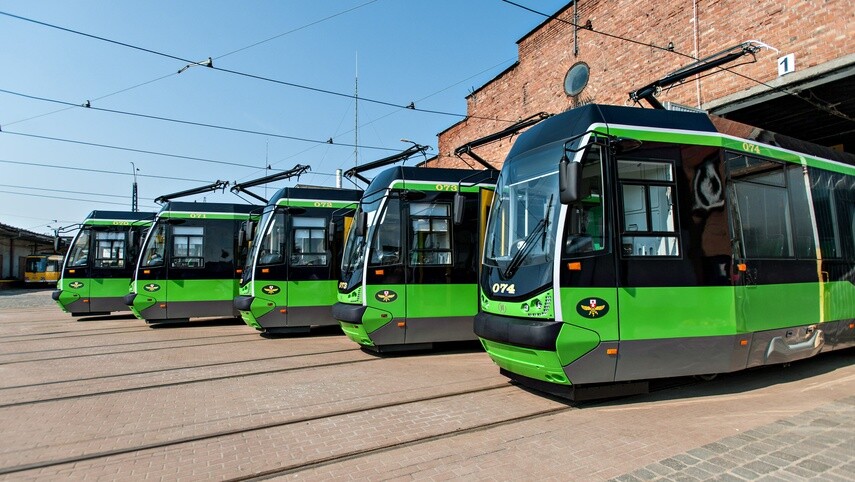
[0,288,852,481]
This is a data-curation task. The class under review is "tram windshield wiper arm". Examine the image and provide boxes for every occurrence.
[503,218,546,279]
[502,195,553,279]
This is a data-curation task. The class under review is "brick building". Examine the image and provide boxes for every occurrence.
[432,0,854,169]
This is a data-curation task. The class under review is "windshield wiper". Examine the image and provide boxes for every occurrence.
[502,195,553,279]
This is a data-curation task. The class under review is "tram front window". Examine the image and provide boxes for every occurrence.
[341,195,382,284]
[68,229,91,267]
[257,212,286,266]
[245,209,273,273]
[484,145,561,279]
[141,223,167,267]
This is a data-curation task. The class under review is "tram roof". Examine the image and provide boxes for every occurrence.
[84,210,156,222]
[156,202,258,215]
[510,104,855,167]
[267,186,363,206]
[366,166,496,191]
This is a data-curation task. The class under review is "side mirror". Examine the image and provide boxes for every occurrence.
[241,220,255,247]
[327,219,336,244]
[453,193,465,225]
[53,236,60,253]
[558,156,581,204]
[355,211,368,237]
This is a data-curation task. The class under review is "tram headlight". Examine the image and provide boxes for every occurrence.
[533,299,543,311]
[521,303,529,312]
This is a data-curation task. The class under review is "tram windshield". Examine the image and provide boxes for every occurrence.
[67,229,91,267]
[141,222,167,267]
[245,208,274,272]
[257,211,287,266]
[484,143,562,279]
[340,190,385,281]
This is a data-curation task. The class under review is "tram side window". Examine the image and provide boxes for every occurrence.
[94,231,126,268]
[172,226,204,268]
[370,198,402,266]
[618,159,680,257]
[409,202,452,265]
[787,166,816,258]
[566,145,607,255]
[809,168,855,260]
[292,217,328,266]
[728,155,793,258]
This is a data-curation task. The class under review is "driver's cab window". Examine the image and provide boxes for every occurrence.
[565,144,607,256]
[369,197,402,266]
[618,158,680,257]
[409,202,452,265]
[291,217,328,266]
[94,231,126,268]
[172,226,204,268]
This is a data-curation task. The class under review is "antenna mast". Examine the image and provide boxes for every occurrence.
[354,51,359,171]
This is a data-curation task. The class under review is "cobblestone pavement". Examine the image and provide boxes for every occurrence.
[0,290,852,481]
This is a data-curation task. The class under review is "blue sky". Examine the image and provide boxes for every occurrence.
[0,0,568,235]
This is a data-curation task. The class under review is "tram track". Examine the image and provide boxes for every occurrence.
[231,376,713,480]
[0,332,257,357]
[0,351,378,409]
[234,404,572,481]
[0,334,263,365]
[0,347,357,391]
[0,382,515,476]
[0,326,153,340]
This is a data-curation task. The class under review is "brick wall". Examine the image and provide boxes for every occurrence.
[433,0,853,168]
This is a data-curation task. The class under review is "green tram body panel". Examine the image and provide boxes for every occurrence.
[53,210,155,316]
[474,104,855,398]
[128,202,257,324]
[334,166,496,351]
[235,187,362,334]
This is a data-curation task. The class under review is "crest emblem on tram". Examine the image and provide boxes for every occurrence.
[143,283,161,292]
[375,290,397,303]
[577,297,609,317]
[262,285,281,295]
[68,281,84,289]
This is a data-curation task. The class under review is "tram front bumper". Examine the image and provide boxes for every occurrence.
[53,289,84,313]
[234,295,267,330]
[333,302,377,346]
[475,311,572,385]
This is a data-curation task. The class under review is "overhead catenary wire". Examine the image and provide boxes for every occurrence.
[0,158,209,183]
[0,189,159,209]
[1,1,379,128]
[0,87,400,152]
[1,130,268,170]
[0,10,520,125]
[0,183,156,201]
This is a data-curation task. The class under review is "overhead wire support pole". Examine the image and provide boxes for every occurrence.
[454,112,551,169]
[628,41,769,109]
[154,180,229,204]
[343,144,430,185]
[229,164,311,204]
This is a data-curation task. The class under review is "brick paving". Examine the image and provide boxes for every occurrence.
[0,290,852,481]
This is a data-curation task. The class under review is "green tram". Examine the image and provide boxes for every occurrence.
[234,187,362,334]
[333,166,497,351]
[125,202,258,324]
[53,211,154,316]
[474,103,855,400]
